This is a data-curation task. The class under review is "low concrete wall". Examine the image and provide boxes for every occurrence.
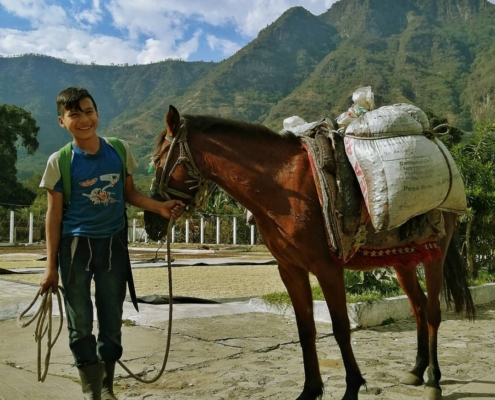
[249,283,495,328]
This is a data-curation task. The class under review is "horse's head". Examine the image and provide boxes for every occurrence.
[144,105,210,240]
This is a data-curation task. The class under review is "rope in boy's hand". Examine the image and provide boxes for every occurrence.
[17,216,176,385]
[17,286,64,382]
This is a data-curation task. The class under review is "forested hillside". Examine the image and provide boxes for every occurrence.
[1,0,494,179]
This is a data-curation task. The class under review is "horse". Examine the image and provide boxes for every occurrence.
[145,105,475,400]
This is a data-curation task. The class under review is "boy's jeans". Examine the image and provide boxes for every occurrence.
[59,229,128,368]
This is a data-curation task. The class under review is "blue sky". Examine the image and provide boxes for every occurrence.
[0,0,336,65]
[0,0,493,66]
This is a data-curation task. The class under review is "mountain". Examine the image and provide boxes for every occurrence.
[1,0,494,179]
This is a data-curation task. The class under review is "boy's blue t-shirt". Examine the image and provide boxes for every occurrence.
[41,138,138,238]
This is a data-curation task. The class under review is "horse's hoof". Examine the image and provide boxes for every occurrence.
[422,386,442,400]
[400,372,424,386]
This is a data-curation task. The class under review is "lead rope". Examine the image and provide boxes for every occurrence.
[17,217,176,384]
[16,286,64,382]
[116,217,175,383]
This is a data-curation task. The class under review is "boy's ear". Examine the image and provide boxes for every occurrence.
[58,116,66,128]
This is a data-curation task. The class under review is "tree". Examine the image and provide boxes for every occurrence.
[0,104,40,206]
[449,120,495,277]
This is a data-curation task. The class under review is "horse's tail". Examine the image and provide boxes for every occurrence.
[443,236,476,320]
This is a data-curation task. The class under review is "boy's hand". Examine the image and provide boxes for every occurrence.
[40,268,59,294]
[159,199,186,219]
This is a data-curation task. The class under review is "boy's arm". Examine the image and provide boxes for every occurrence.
[40,189,63,294]
[124,175,185,220]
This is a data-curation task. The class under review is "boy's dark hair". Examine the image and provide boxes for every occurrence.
[56,87,98,117]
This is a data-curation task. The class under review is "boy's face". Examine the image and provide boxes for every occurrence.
[58,97,99,141]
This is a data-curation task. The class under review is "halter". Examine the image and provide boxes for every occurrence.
[151,117,213,218]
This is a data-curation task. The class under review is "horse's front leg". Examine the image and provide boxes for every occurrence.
[317,267,366,400]
[278,263,324,400]
[394,266,429,386]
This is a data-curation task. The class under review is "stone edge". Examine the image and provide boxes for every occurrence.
[248,283,495,328]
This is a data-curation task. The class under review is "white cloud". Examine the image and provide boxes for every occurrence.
[136,30,201,64]
[206,34,241,57]
[0,0,67,27]
[75,0,103,26]
[0,26,139,65]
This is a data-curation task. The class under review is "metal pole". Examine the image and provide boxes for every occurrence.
[172,225,175,244]
[200,217,205,244]
[233,217,237,245]
[132,219,136,243]
[185,219,190,244]
[9,211,14,244]
[216,217,220,244]
[29,212,34,244]
[250,224,255,246]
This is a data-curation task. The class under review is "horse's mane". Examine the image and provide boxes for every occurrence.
[155,114,300,156]
[183,114,300,143]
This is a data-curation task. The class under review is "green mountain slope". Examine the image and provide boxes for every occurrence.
[264,0,495,129]
[0,0,494,179]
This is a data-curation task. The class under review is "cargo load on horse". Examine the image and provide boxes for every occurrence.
[283,87,467,262]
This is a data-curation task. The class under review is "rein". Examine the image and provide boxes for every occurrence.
[152,117,215,218]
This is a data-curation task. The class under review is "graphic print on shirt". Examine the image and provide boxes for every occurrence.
[81,173,121,206]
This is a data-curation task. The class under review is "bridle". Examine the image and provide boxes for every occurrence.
[150,117,214,218]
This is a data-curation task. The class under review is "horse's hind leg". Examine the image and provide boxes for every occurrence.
[394,266,429,386]
[422,258,444,400]
[278,264,324,400]
[317,267,365,400]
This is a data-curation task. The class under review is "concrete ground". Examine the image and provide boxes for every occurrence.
[1,254,495,399]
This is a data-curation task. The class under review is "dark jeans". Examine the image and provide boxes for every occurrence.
[59,229,128,368]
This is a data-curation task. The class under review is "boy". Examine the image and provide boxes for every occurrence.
[39,86,184,400]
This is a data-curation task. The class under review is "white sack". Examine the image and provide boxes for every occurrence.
[283,116,307,130]
[393,103,430,130]
[344,135,467,230]
[345,105,424,138]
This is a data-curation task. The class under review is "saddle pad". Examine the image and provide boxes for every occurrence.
[300,122,367,262]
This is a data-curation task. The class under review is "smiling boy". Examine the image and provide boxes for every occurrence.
[39,86,184,399]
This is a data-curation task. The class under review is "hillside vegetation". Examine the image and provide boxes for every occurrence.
[0,0,494,179]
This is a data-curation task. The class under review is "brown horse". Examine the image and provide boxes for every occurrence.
[147,105,475,400]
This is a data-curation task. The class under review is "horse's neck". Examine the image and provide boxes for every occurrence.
[193,131,302,210]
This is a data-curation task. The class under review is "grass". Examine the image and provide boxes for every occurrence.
[261,285,406,308]
[261,269,495,308]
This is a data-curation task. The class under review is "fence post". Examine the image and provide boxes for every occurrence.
[9,211,14,244]
[185,219,190,244]
[200,217,205,244]
[132,219,136,243]
[250,224,255,246]
[171,225,175,243]
[233,217,237,245]
[29,212,34,244]
[216,217,220,244]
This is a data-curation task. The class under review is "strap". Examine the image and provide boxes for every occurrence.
[59,137,127,207]
[59,142,73,207]
[104,137,127,189]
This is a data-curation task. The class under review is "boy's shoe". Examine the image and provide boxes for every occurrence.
[101,362,119,400]
[79,362,105,400]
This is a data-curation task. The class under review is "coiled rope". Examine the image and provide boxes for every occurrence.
[16,286,64,382]
[17,218,176,384]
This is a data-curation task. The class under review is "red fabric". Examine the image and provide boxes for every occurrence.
[333,241,442,268]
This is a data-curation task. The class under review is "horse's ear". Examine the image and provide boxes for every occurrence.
[166,105,181,137]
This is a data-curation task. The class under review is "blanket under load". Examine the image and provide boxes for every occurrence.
[344,103,467,231]
[299,120,446,266]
